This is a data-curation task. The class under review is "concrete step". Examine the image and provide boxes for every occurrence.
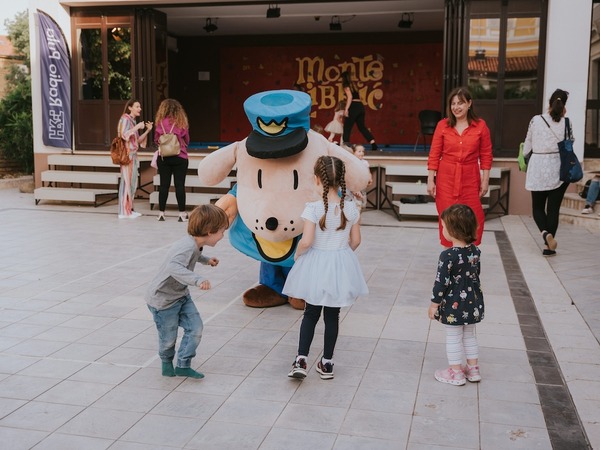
[42,170,120,185]
[34,187,117,206]
[562,192,588,210]
[560,205,600,231]
[391,200,437,217]
[386,181,499,198]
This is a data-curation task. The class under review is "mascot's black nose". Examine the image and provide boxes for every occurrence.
[265,217,278,231]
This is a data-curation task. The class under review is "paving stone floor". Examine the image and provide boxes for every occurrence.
[0,188,598,449]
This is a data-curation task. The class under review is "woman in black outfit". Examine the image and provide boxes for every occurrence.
[154,99,190,222]
[341,70,378,151]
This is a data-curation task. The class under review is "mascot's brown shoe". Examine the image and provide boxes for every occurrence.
[243,285,288,308]
[288,297,305,310]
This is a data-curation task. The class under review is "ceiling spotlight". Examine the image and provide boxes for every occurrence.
[266,4,281,19]
[329,16,342,31]
[203,18,218,33]
[398,12,414,29]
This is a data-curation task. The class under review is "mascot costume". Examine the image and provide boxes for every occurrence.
[197,90,370,309]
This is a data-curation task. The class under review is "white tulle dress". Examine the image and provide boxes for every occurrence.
[283,200,369,307]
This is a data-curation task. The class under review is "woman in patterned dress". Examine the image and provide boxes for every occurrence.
[117,99,152,219]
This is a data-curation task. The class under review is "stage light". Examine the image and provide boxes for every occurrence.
[203,18,218,33]
[398,13,414,29]
[266,4,281,19]
[330,16,342,31]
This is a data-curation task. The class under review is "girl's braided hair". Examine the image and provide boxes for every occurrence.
[314,156,348,231]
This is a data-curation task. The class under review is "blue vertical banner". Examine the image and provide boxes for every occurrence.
[37,10,72,149]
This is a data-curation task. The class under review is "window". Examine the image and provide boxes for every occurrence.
[107,27,132,100]
[464,0,545,153]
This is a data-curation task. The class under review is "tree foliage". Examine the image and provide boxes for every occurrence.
[0,10,32,173]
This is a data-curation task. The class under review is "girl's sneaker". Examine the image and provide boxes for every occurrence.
[434,367,466,386]
[178,212,189,222]
[464,365,482,382]
[316,360,334,379]
[288,358,307,379]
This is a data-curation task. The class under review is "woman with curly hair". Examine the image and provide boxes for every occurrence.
[154,99,191,222]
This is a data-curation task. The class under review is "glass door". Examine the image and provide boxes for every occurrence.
[443,0,546,153]
[72,13,133,150]
[466,0,546,154]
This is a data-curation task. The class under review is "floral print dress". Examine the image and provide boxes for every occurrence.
[431,244,484,325]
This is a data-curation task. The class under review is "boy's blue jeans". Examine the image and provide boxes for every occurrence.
[147,294,203,369]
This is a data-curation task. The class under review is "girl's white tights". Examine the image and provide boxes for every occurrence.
[445,324,478,366]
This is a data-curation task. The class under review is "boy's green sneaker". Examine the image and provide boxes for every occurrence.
[175,367,204,379]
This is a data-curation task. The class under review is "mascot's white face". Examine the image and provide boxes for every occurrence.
[236,135,323,247]
[198,130,371,261]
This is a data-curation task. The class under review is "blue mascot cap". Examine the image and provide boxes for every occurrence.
[244,89,312,159]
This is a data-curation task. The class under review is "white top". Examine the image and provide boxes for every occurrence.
[524,113,572,191]
[302,199,359,248]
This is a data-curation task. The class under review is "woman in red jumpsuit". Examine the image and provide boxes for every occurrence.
[427,87,493,247]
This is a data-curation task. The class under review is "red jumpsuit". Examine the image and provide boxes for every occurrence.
[427,118,493,247]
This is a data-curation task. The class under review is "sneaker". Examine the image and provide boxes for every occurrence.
[542,249,557,257]
[157,212,165,221]
[434,367,466,386]
[316,360,334,380]
[178,212,188,223]
[581,206,593,214]
[464,365,482,382]
[542,231,557,250]
[130,211,142,218]
[288,358,307,379]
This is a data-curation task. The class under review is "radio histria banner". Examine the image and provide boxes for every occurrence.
[37,10,71,149]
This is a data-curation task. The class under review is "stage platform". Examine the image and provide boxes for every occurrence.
[188,142,430,153]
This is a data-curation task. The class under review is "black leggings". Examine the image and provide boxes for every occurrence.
[298,303,340,360]
[157,155,189,212]
[530,182,569,236]
[343,101,374,144]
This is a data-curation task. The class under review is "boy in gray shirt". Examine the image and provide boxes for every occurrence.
[146,204,229,378]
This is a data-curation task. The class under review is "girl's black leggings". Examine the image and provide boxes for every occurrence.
[297,303,340,360]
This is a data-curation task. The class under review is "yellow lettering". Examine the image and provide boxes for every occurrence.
[319,86,337,109]
[295,54,385,112]
[365,61,384,81]
[366,82,383,110]
[296,56,324,84]
[324,66,341,84]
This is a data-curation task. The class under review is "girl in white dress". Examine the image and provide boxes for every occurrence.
[324,101,345,143]
[284,156,369,380]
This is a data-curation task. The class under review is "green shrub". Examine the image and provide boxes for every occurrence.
[0,80,33,173]
[0,10,32,174]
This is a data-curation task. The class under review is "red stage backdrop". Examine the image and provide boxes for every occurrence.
[220,43,443,145]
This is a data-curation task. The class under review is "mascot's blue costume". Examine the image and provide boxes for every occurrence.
[197,90,371,308]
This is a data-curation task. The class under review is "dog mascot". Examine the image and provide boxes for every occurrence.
[197,90,371,308]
